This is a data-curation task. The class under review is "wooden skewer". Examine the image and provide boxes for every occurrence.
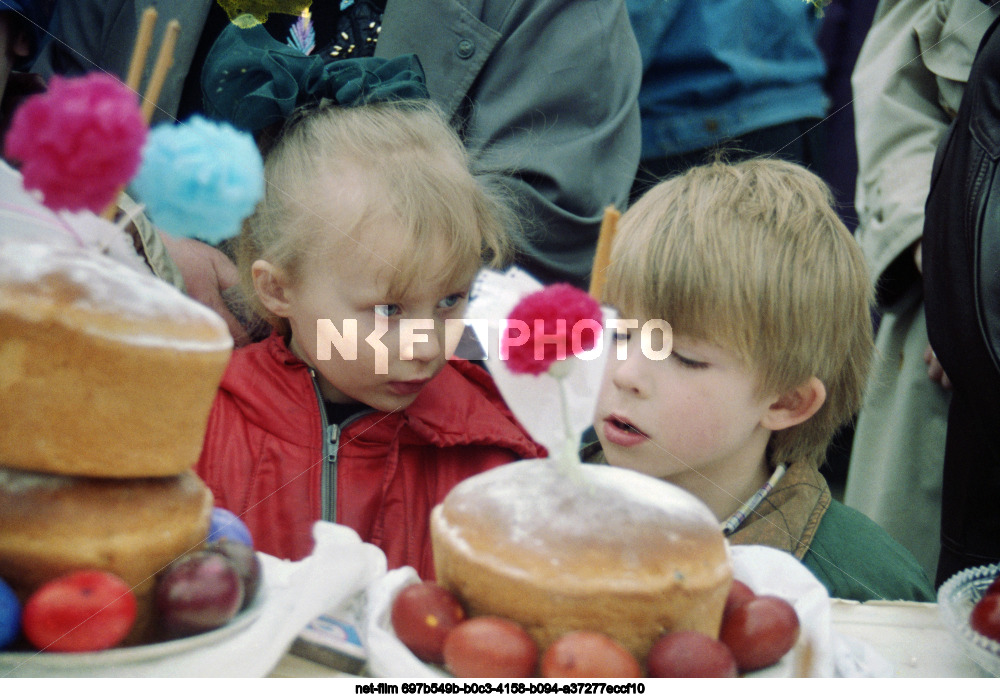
[140,19,180,124]
[102,11,180,221]
[102,7,158,221]
[588,204,621,302]
[125,7,158,93]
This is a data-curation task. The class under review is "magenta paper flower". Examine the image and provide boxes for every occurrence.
[4,73,147,213]
[503,283,604,375]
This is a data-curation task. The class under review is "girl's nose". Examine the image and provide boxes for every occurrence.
[400,319,443,363]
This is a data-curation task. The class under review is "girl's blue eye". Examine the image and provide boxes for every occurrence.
[438,292,467,309]
[375,304,401,318]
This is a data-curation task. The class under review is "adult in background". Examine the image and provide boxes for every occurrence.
[1,0,179,283]
[843,0,998,581]
[627,0,829,200]
[33,0,641,301]
[0,0,51,135]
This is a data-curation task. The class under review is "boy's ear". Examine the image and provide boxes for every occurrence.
[251,260,292,318]
[760,376,826,431]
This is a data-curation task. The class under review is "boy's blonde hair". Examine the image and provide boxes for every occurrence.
[237,99,512,334]
[605,158,874,467]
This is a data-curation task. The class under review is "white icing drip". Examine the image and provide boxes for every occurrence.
[0,161,149,276]
[449,459,718,532]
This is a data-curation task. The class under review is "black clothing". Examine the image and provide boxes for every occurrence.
[922,13,1000,585]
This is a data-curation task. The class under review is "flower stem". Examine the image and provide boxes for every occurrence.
[555,373,583,480]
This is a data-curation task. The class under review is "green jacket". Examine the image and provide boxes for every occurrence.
[802,496,936,602]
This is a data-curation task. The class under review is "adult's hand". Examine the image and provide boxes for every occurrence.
[160,232,251,347]
[924,344,952,390]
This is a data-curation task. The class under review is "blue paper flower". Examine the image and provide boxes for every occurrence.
[132,116,264,244]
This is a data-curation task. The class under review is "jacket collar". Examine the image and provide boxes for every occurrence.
[396,358,541,457]
[727,460,831,559]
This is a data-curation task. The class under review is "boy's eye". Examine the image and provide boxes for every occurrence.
[611,329,631,342]
[375,304,401,318]
[673,352,708,369]
[438,292,467,310]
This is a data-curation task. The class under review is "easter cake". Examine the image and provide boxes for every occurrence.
[430,458,733,662]
[0,241,233,478]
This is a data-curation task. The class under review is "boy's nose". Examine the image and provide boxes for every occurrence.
[611,353,645,395]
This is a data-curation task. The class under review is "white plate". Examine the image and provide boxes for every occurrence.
[0,590,265,677]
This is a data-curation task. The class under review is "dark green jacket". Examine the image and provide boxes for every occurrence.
[801,497,936,602]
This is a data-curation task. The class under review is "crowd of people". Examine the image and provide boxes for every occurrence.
[3,0,999,601]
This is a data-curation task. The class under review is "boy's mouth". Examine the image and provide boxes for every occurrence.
[611,416,646,435]
[603,414,649,447]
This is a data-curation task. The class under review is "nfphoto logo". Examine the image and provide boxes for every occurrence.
[315,313,672,374]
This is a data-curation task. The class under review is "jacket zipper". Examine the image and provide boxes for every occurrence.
[309,369,338,523]
[308,369,374,523]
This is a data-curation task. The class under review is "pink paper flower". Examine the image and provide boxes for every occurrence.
[4,73,147,213]
[502,283,603,375]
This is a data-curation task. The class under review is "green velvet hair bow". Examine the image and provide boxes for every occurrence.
[201,23,428,134]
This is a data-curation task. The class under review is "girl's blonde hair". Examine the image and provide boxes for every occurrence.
[605,158,875,467]
[236,99,512,334]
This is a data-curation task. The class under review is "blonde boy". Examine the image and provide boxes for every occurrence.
[590,159,934,601]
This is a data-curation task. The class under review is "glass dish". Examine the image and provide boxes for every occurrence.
[937,563,1000,676]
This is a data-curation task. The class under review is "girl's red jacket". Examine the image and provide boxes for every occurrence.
[195,333,544,579]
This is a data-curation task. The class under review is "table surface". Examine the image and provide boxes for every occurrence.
[828,600,991,677]
[268,600,996,678]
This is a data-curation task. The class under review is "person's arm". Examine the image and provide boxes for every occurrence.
[468,0,642,287]
[160,232,251,347]
[851,0,949,292]
[379,0,642,287]
[852,0,995,291]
